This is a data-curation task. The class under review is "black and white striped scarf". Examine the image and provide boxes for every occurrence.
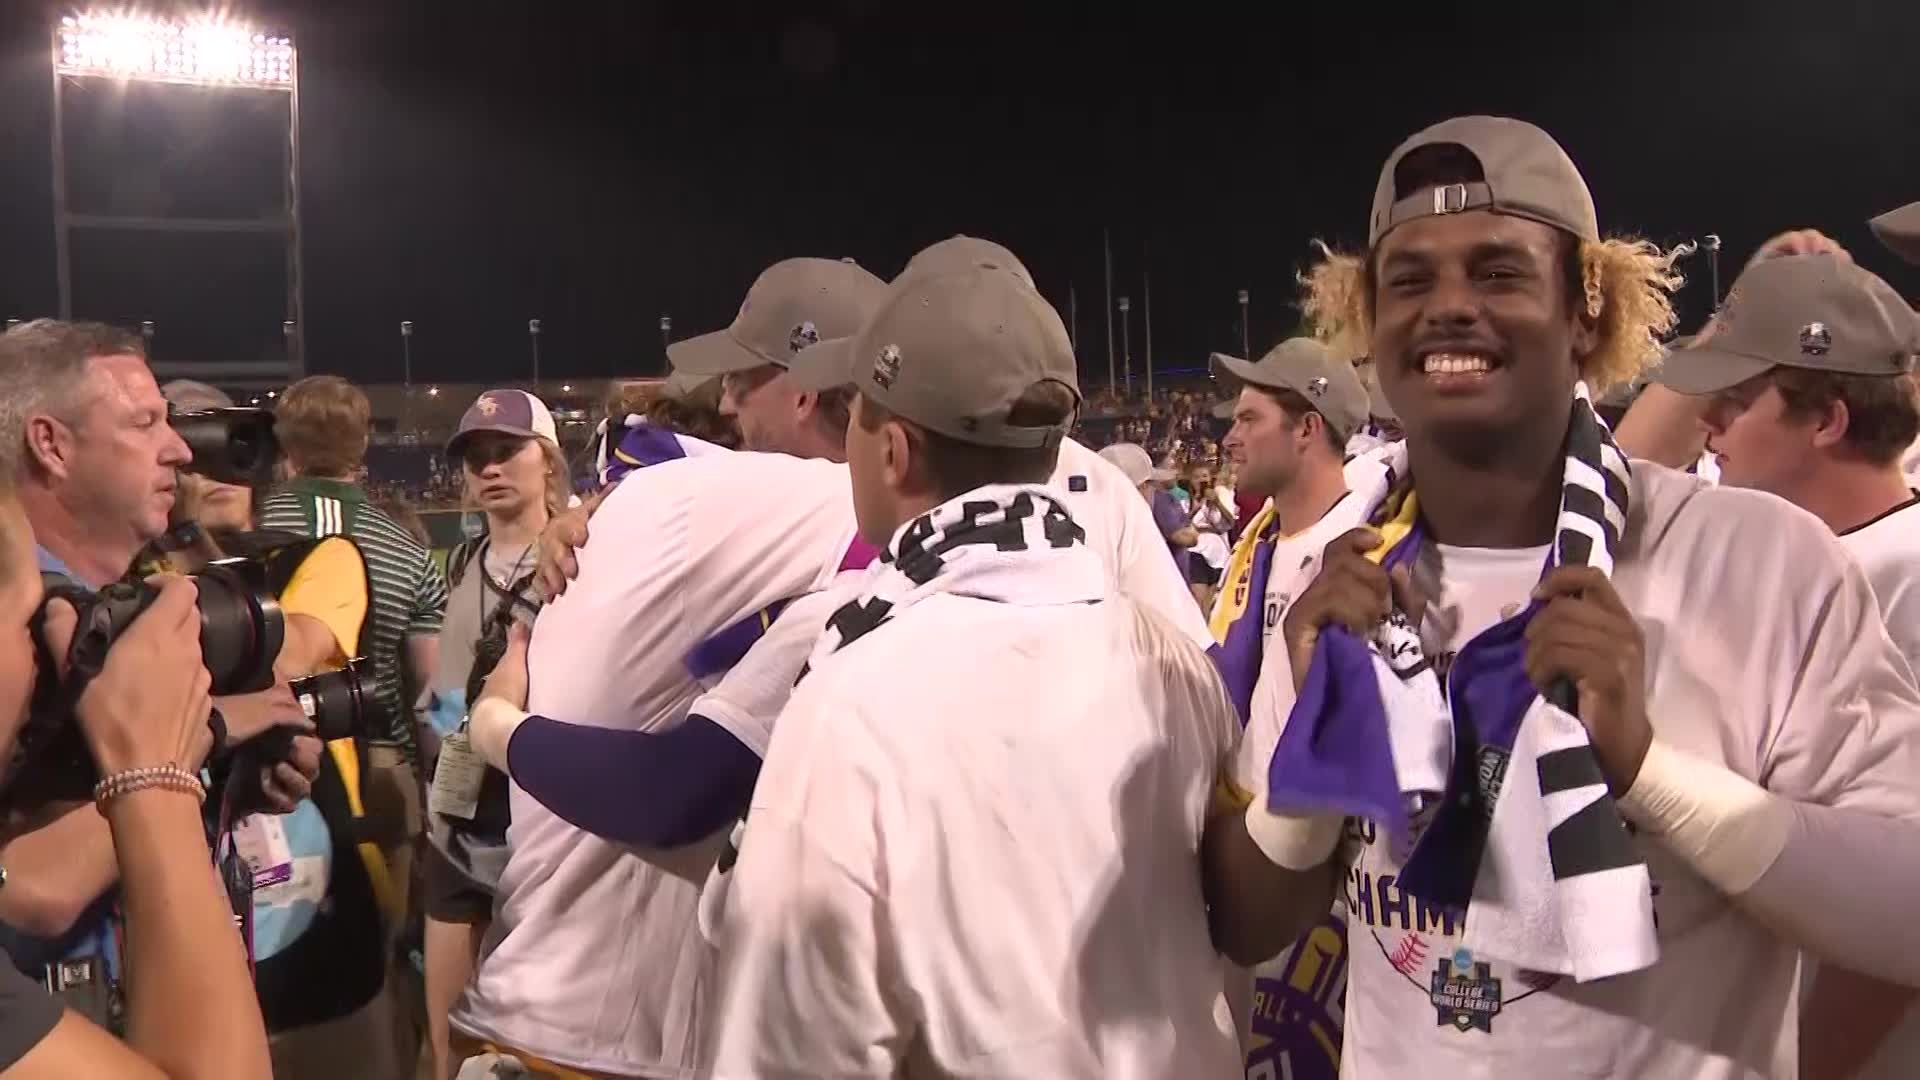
[807,484,1106,670]
[1268,381,1657,981]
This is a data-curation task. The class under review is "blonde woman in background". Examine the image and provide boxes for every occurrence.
[420,388,568,1080]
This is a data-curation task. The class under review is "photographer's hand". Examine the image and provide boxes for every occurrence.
[67,578,216,775]
[256,735,322,813]
[214,680,314,747]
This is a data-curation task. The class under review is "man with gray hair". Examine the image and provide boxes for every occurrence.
[0,320,188,588]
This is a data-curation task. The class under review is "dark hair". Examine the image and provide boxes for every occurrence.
[812,385,853,445]
[856,382,1077,500]
[642,394,740,450]
[1771,368,1920,466]
[1252,385,1345,455]
[1367,143,1584,318]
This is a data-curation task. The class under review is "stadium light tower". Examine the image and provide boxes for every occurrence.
[52,10,304,388]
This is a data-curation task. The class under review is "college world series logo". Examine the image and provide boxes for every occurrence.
[1430,949,1503,1033]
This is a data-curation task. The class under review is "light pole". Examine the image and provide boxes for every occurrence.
[140,320,154,352]
[1237,289,1251,360]
[54,13,303,378]
[528,318,542,390]
[1117,296,1132,396]
[282,319,296,375]
[1143,269,1154,400]
[659,314,672,367]
[400,320,414,432]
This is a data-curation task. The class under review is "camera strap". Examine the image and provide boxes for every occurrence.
[27,577,122,727]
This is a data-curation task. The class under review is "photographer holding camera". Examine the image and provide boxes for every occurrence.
[159,380,412,1080]
[0,331,271,1075]
[0,321,324,992]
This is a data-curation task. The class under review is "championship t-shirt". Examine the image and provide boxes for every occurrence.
[1235,463,1920,1080]
[707,590,1242,1078]
[450,452,865,1079]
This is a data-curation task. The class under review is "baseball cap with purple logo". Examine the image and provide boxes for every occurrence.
[447,388,559,458]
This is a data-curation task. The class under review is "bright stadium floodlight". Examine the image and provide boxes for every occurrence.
[57,11,294,90]
[51,8,307,387]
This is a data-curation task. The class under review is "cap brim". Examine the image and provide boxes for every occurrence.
[668,328,776,377]
[1869,203,1920,266]
[1209,351,1261,388]
[1649,346,1776,396]
[1211,399,1236,420]
[785,336,856,393]
[1150,468,1178,483]
[447,423,539,457]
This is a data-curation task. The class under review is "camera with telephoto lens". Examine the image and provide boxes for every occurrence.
[10,559,287,804]
[289,661,365,744]
[170,407,279,488]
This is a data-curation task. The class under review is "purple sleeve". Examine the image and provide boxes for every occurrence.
[507,713,761,849]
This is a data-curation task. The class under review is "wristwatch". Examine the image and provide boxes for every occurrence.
[155,520,206,553]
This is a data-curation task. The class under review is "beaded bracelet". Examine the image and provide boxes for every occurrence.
[93,765,206,811]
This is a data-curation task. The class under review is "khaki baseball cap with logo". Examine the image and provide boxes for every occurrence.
[787,264,1080,449]
[1870,202,1920,266]
[668,257,888,377]
[1653,253,1920,395]
[1209,338,1370,441]
[1369,116,1598,248]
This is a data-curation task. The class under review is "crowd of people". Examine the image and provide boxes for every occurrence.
[0,113,1913,1080]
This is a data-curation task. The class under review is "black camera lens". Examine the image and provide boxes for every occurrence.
[190,563,285,697]
[171,408,279,489]
[288,662,364,743]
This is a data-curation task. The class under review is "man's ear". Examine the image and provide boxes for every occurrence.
[23,414,73,482]
[882,418,916,493]
[1808,397,1851,452]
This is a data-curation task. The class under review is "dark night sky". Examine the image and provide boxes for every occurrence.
[0,1,1916,388]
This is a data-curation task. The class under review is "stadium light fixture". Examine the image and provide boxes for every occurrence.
[57,11,294,91]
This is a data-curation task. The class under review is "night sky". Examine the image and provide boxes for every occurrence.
[0,1,1915,388]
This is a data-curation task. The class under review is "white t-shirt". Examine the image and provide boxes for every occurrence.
[706,594,1243,1078]
[451,451,863,1079]
[1840,493,1920,680]
[1831,492,1920,1080]
[1053,436,1213,645]
[1235,462,1920,1080]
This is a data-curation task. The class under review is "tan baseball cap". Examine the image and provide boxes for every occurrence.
[1209,338,1370,441]
[1652,253,1919,395]
[787,264,1080,449]
[668,257,887,377]
[1369,116,1598,248]
[1870,202,1920,266]
[899,235,1034,289]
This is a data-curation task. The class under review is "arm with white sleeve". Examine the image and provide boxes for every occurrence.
[1618,553,1920,986]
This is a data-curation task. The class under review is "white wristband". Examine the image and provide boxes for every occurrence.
[1243,802,1342,871]
[1619,738,1792,896]
[468,697,532,772]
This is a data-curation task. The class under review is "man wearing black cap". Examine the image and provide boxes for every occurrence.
[706,262,1242,1077]
[1203,116,1920,1079]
